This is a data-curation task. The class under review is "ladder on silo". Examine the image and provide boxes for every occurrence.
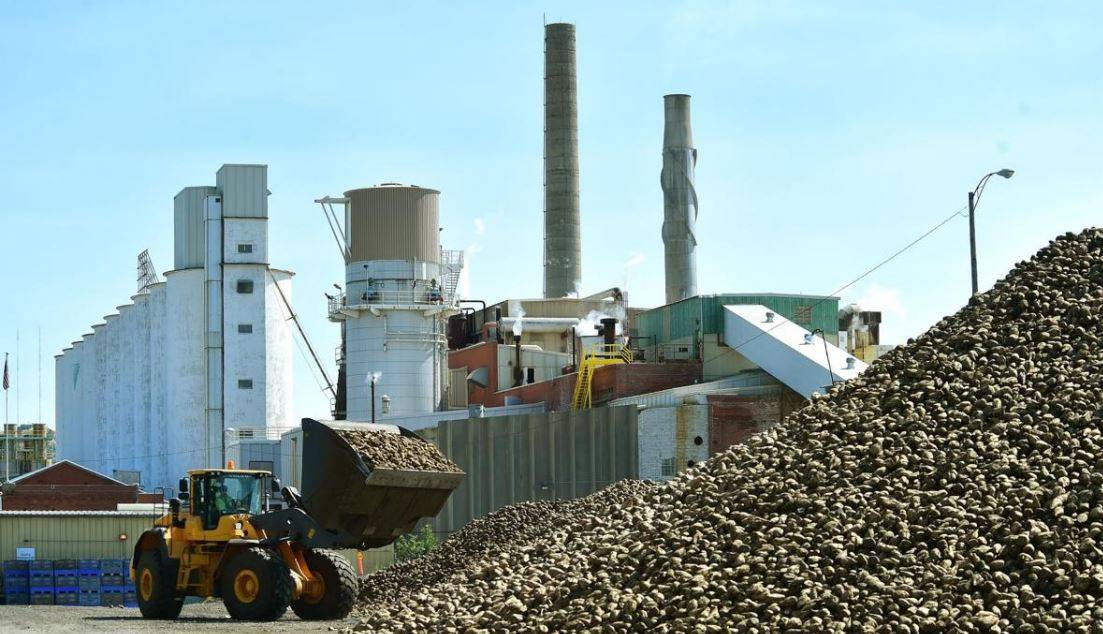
[570,343,633,410]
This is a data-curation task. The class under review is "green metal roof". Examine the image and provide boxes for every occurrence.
[635,293,839,345]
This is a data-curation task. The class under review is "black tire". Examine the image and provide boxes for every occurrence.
[136,549,184,619]
[219,547,294,621]
[289,549,358,620]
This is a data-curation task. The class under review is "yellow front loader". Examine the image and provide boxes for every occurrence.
[129,419,463,621]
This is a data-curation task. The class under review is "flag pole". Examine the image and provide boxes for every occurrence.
[4,352,9,482]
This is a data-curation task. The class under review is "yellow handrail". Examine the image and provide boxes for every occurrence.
[571,342,632,410]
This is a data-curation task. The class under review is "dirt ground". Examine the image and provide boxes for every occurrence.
[0,601,354,632]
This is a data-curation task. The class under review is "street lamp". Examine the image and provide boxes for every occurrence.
[968,169,1015,295]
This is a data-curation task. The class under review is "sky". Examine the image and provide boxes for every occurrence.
[1,1,1101,429]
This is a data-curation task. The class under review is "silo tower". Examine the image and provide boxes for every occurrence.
[318,184,463,420]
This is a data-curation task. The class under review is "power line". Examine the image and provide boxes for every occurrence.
[701,203,968,367]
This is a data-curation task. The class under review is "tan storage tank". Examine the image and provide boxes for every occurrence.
[345,184,440,264]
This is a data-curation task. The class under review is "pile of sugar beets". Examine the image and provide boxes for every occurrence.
[351,229,1103,632]
[337,428,461,473]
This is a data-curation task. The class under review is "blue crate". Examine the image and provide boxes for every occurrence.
[3,560,29,572]
[5,591,29,605]
[30,588,53,605]
[78,559,100,569]
[102,586,125,607]
[4,576,29,592]
[53,559,78,570]
[55,588,79,606]
[54,569,79,585]
[100,559,127,574]
[123,590,137,608]
[29,560,52,570]
[78,590,100,606]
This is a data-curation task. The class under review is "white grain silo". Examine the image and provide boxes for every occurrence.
[322,184,460,420]
[55,164,295,495]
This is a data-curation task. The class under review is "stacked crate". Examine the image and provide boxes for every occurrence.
[100,560,128,607]
[77,559,101,606]
[29,561,54,605]
[2,561,30,605]
[53,560,80,606]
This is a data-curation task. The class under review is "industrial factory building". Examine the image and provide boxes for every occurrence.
[54,164,294,495]
[47,22,884,538]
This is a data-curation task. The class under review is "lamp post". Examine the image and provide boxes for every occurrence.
[370,374,378,425]
[968,169,1015,295]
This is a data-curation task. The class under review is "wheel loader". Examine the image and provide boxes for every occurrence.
[129,419,463,621]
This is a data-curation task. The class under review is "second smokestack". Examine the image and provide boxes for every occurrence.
[544,22,582,298]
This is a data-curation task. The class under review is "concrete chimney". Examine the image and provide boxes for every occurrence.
[544,22,582,298]
[661,94,698,304]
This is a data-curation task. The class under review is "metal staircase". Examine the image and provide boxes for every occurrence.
[571,343,633,410]
[440,249,464,305]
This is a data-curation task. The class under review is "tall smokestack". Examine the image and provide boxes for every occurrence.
[661,94,698,304]
[544,22,581,298]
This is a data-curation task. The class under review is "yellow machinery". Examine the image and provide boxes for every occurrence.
[571,342,633,410]
[130,419,464,621]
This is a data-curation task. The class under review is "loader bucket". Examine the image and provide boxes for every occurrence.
[299,418,464,549]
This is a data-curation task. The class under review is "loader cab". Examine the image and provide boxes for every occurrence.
[185,470,267,530]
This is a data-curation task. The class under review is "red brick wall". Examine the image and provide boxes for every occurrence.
[1,462,146,511]
[707,387,807,455]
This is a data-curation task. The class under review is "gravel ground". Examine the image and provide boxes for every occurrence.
[0,602,353,632]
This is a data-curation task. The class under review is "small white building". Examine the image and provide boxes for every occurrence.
[55,164,294,495]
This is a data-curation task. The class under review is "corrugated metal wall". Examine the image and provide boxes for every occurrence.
[0,513,160,560]
[637,294,840,346]
[433,406,639,535]
[345,186,440,263]
[173,186,217,270]
[216,164,268,218]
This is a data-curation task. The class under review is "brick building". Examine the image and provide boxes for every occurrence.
[0,460,162,511]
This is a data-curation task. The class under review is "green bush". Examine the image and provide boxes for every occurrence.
[395,523,438,562]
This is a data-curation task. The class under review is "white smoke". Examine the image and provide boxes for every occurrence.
[473,217,486,235]
[508,299,525,337]
[576,308,625,338]
[855,284,906,319]
[367,371,382,385]
[457,243,482,299]
[622,252,646,292]
[571,280,582,299]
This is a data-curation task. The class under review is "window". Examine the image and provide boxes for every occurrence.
[237,324,253,334]
[237,243,253,254]
[238,379,253,389]
[526,368,536,384]
[248,460,274,473]
[236,279,254,294]
[794,304,813,325]
[660,457,676,477]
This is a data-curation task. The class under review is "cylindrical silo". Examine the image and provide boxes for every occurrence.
[661,94,698,304]
[342,184,446,419]
[544,22,582,298]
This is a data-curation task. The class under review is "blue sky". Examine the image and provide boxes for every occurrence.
[1,2,1101,428]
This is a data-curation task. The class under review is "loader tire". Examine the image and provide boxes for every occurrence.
[136,550,184,619]
[220,547,294,621]
[290,549,359,620]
